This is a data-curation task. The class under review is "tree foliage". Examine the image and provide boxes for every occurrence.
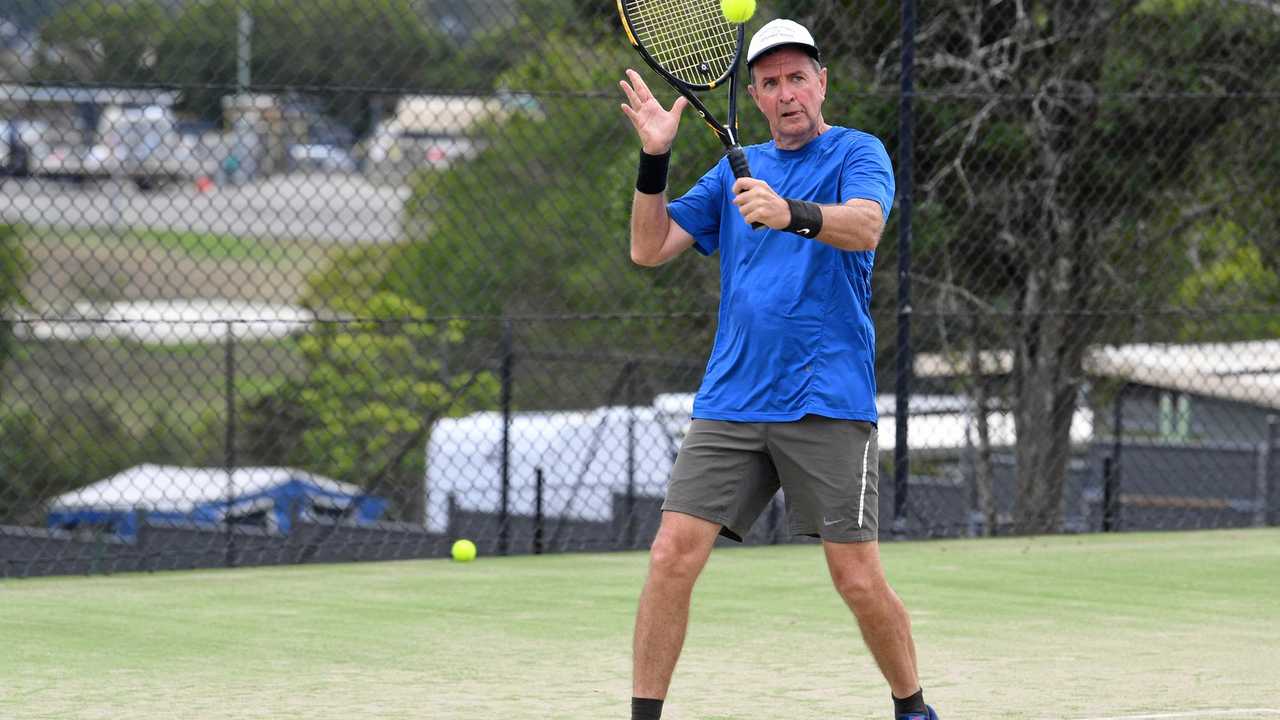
[20,0,1277,535]
[0,224,29,390]
[32,0,527,131]
[845,0,1280,532]
[153,0,452,131]
[32,0,169,84]
[374,33,732,406]
[239,286,498,522]
[0,400,134,524]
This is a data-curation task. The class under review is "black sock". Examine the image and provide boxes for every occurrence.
[631,697,664,720]
[893,688,927,715]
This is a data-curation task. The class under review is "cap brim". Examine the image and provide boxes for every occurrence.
[747,41,821,66]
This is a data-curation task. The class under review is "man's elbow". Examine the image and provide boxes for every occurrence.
[861,227,883,251]
[832,227,881,252]
[630,246,663,267]
[853,216,885,251]
[838,202,886,251]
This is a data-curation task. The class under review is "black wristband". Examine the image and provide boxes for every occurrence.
[636,149,671,195]
[784,198,824,238]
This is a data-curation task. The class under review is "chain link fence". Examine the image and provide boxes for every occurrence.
[1,0,1277,576]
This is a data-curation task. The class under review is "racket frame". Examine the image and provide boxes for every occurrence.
[617,1,758,227]
[617,1,749,158]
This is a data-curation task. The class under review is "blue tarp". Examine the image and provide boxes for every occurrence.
[48,465,387,540]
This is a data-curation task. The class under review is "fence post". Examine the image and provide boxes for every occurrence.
[534,467,544,555]
[1103,385,1127,532]
[624,361,638,550]
[498,318,514,556]
[224,322,237,567]
[964,428,980,537]
[892,0,917,538]
[1262,415,1278,527]
[135,508,151,573]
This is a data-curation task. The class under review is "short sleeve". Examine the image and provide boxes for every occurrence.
[667,160,727,256]
[841,136,896,223]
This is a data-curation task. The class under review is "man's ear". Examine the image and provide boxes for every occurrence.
[819,67,828,98]
[746,81,761,108]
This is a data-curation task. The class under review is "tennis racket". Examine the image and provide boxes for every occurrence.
[617,0,761,226]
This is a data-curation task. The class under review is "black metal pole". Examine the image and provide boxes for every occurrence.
[893,0,917,537]
[1264,415,1277,527]
[624,362,637,549]
[534,467,544,555]
[498,318,513,556]
[224,322,237,567]
[1104,384,1126,532]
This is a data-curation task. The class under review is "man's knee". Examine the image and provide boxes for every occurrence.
[648,521,714,583]
[825,543,890,606]
[831,565,882,605]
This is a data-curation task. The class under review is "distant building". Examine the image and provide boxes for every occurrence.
[0,83,177,138]
[357,93,540,184]
[915,339,1280,445]
[914,340,1280,532]
[0,83,184,181]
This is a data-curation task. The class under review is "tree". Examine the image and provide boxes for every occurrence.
[238,279,498,523]
[374,33,733,408]
[876,0,1280,532]
[156,0,451,132]
[0,399,137,524]
[0,224,28,394]
[1159,103,1280,341]
[32,0,169,85]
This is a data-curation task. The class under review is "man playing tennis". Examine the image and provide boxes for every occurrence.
[619,19,938,720]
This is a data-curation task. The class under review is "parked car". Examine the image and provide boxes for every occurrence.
[283,107,357,173]
[0,118,50,176]
[287,143,357,173]
[29,142,96,178]
[97,105,195,189]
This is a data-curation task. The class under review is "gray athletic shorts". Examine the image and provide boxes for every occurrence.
[662,415,880,543]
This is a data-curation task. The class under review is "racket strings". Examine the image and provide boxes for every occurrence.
[624,0,738,85]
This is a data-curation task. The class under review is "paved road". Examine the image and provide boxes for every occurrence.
[0,173,411,244]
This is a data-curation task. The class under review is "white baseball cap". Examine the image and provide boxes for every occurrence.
[746,19,821,66]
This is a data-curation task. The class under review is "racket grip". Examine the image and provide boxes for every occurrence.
[726,146,764,230]
[727,145,752,179]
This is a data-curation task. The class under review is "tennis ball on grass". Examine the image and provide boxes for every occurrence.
[451,538,477,562]
[721,0,755,23]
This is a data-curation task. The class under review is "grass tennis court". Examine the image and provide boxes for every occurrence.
[3,529,1278,719]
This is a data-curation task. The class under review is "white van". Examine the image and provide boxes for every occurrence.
[97,105,196,188]
[423,402,687,534]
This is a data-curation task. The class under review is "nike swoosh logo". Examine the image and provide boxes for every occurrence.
[797,228,811,236]
[823,518,840,526]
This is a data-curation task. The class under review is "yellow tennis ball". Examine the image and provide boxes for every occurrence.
[720,0,755,23]
[451,538,477,562]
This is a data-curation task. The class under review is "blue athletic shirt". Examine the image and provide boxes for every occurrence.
[667,126,895,423]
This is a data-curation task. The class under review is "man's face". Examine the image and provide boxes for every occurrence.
[747,48,828,149]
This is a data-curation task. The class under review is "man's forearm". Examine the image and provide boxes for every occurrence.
[630,191,671,266]
[810,202,885,252]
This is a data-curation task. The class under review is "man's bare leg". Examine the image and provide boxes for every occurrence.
[632,511,722,701]
[823,540,921,698]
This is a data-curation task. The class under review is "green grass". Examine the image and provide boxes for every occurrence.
[3,529,1279,719]
[16,226,341,306]
[25,228,318,265]
[120,229,316,264]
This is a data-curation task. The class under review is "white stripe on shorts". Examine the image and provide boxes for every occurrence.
[857,435,871,527]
